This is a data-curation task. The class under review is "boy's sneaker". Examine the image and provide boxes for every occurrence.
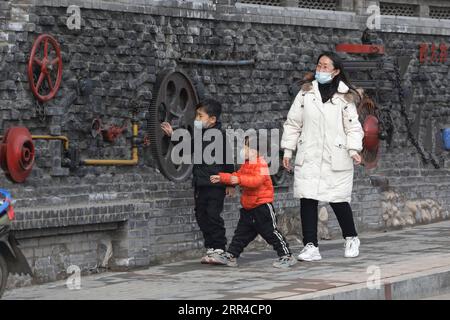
[208,252,238,267]
[344,237,360,258]
[297,243,322,261]
[201,248,219,264]
[273,255,297,269]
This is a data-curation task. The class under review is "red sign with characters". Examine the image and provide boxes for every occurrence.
[420,43,448,64]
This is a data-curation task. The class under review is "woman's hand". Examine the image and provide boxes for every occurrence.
[210,175,221,184]
[352,153,362,165]
[283,157,292,172]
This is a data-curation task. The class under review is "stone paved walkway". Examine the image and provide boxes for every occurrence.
[3,221,450,300]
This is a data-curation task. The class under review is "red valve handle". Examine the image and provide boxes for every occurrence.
[28,34,63,103]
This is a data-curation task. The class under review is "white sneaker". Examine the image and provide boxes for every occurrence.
[201,248,216,264]
[344,237,360,258]
[297,243,322,261]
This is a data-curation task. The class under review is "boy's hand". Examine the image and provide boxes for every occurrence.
[210,175,221,184]
[225,187,235,197]
[161,122,173,136]
[230,176,239,185]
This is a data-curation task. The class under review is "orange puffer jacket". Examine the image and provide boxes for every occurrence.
[219,156,274,210]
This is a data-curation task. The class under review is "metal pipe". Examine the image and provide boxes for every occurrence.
[81,122,139,166]
[31,135,69,151]
[178,57,255,66]
[342,61,394,70]
[0,135,70,151]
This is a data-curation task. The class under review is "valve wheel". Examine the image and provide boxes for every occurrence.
[0,127,35,183]
[361,115,381,169]
[148,70,199,181]
[28,34,63,103]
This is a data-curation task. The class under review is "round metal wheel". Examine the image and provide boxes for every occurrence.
[0,127,35,183]
[148,70,199,181]
[270,150,286,186]
[271,168,286,186]
[361,115,380,169]
[28,34,63,103]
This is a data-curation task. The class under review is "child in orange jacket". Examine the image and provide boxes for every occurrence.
[210,137,296,268]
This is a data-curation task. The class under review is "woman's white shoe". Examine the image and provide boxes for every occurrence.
[344,237,360,258]
[297,243,322,261]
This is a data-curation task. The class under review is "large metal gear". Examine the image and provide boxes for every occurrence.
[0,127,35,183]
[270,149,287,186]
[148,70,199,181]
[357,96,381,169]
[361,115,380,169]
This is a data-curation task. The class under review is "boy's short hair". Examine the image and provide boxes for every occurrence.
[195,98,222,119]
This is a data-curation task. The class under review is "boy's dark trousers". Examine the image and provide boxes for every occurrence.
[194,186,227,251]
[228,203,291,258]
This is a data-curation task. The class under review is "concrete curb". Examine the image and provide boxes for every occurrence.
[281,266,450,300]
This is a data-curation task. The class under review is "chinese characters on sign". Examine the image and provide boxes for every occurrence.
[419,43,448,64]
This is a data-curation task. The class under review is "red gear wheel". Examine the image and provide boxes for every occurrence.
[361,115,381,169]
[0,127,35,183]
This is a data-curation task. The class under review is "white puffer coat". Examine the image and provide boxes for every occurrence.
[281,80,364,203]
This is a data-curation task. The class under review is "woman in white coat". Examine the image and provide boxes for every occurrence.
[281,52,364,261]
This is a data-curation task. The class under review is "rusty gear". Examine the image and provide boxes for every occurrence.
[357,95,381,169]
[148,70,199,181]
[0,127,35,183]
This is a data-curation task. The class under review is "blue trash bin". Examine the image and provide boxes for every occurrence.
[443,128,450,151]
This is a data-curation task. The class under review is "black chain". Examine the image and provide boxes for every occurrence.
[393,58,440,169]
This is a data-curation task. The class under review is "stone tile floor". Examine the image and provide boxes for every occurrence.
[3,221,450,300]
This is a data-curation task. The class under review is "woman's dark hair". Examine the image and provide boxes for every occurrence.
[316,51,360,103]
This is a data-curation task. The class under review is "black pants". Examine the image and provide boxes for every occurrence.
[194,186,227,251]
[300,198,358,247]
[228,203,291,258]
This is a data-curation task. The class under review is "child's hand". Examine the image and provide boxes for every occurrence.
[230,176,239,185]
[210,175,221,184]
[161,122,173,136]
[225,186,236,197]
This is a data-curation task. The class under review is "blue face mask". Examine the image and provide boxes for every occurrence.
[315,72,333,84]
[194,120,206,129]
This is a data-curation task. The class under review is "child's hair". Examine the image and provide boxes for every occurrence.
[195,98,222,119]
